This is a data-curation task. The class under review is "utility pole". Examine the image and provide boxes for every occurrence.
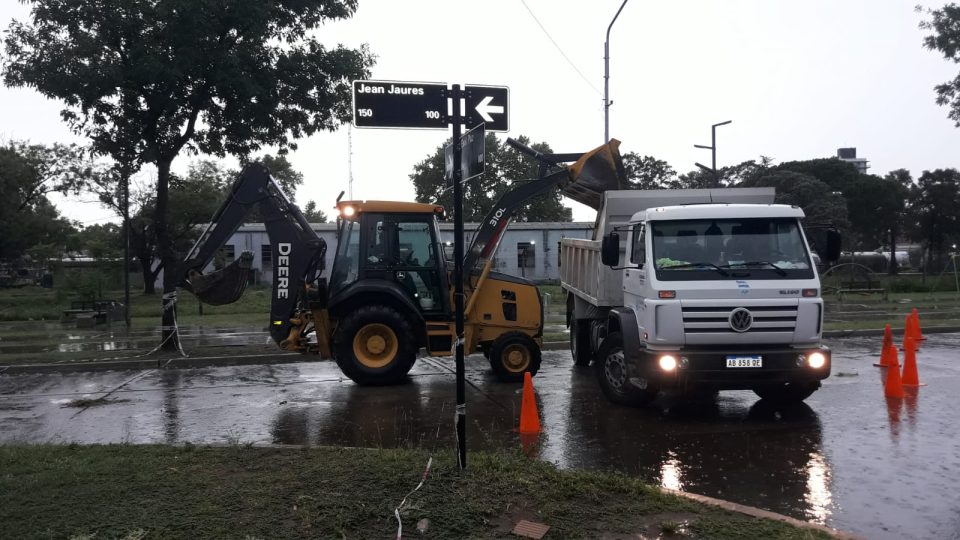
[604,0,629,143]
[694,120,732,187]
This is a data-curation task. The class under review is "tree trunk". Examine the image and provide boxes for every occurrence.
[139,255,159,294]
[154,158,181,352]
[887,226,898,276]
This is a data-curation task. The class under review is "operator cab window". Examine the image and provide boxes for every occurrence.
[358,213,445,314]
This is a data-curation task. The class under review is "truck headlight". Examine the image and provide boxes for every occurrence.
[659,354,678,372]
[807,351,826,369]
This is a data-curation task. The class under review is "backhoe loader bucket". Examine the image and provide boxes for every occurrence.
[562,139,627,210]
[185,251,254,306]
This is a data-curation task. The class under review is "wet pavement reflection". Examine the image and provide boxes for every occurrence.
[2,334,960,539]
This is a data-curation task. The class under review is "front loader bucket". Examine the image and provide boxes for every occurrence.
[184,251,254,306]
[562,139,627,210]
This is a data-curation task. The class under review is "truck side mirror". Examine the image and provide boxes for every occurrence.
[601,232,620,266]
[826,230,842,262]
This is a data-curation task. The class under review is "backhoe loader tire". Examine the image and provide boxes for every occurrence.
[488,332,541,383]
[333,305,417,386]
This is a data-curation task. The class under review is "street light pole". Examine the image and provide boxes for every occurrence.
[604,0,629,143]
[693,120,732,187]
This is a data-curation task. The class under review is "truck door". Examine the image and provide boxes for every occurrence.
[624,223,647,311]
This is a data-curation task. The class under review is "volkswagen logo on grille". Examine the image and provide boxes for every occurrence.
[729,308,753,332]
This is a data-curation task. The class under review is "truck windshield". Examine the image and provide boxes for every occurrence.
[651,218,814,281]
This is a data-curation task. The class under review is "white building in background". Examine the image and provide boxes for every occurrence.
[837,147,869,174]
[216,221,594,285]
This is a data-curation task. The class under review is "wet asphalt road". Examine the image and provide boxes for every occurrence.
[1,335,959,540]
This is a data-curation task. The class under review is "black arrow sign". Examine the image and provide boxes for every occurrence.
[464,85,509,132]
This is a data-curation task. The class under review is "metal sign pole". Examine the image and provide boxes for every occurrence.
[451,84,467,469]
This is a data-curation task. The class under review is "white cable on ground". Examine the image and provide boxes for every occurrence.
[394,457,433,540]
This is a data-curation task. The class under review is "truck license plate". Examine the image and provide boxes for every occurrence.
[726,355,762,368]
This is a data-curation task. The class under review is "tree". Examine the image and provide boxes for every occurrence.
[920,4,960,126]
[842,174,909,272]
[740,170,850,230]
[303,201,329,223]
[92,160,238,293]
[71,223,123,260]
[776,158,860,192]
[907,169,960,270]
[0,141,82,260]
[676,158,772,190]
[411,134,572,222]
[4,1,373,349]
[621,153,679,190]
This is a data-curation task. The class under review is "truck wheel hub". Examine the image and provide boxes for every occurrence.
[604,350,627,389]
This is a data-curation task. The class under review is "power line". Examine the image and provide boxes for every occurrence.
[518,0,603,96]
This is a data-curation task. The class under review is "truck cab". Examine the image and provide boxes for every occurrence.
[562,189,837,406]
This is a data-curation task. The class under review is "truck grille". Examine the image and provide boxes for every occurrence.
[681,305,798,334]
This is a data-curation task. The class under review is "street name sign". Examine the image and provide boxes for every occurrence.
[352,80,509,132]
[352,80,448,129]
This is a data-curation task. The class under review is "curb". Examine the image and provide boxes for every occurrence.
[0,352,302,375]
[659,487,863,540]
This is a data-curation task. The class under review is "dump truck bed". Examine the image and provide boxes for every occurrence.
[559,237,624,306]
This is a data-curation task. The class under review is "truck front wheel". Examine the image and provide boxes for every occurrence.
[489,332,542,383]
[333,305,418,386]
[753,381,820,404]
[594,332,658,406]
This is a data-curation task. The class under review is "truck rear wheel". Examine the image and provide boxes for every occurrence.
[570,319,592,367]
[595,332,658,406]
[333,305,418,386]
[489,332,541,383]
[753,381,820,404]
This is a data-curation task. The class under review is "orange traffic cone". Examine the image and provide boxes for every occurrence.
[902,315,917,351]
[901,337,926,387]
[874,324,894,367]
[884,345,905,399]
[911,308,926,343]
[519,372,541,435]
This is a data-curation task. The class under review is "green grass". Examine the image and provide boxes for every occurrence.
[0,285,274,322]
[0,445,830,540]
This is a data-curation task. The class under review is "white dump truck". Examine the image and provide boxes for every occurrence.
[560,188,841,406]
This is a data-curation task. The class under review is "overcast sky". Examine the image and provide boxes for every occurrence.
[2,0,959,225]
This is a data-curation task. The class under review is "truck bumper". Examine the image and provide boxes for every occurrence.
[628,345,831,391]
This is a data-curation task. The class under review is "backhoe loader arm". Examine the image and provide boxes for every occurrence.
[463,139,626,272]
[179,163,327,347]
